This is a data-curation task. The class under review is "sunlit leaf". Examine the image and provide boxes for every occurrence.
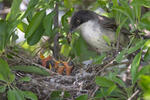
[60,44,71,57]
[17,22,28,33]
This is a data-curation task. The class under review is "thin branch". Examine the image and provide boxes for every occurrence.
[127,90,140,100]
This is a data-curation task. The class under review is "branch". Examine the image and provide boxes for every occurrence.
[127,90,140,100]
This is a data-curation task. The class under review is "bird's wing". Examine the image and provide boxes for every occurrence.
[98,15,130,35]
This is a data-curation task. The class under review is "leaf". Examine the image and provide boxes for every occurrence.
[131,0,150,8]
[128,40,145,54]
[0,59,15,83]
[0,85,6,93]
[11,65,49,76]
[131,52,141,84]
[64,0,72,8]
[7,89,25,100]
[60,44,72,57]
[17,22,28,33]
[23,91,37,100]
[93,53,106,64]
[22,0,39,19]
[25,10,45,38]
[7,90,16,100]
[43,11,56,36]
[19,76,31,82]
[141,11,150,20]
[27,24,44,45]
[136,65,150,79]
[115,49,127,63]
[102,35,111,46]
[95,76,116,87]
[7,0,22,21]
[75,95,88,100]
[144,47,150,62]
[61,9,74,31]
[107,84,117,95]
[0,20,9,50]
[139,75,150,92]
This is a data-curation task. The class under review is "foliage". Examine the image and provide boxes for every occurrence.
[0,0,150,99]
[0,59,37,100]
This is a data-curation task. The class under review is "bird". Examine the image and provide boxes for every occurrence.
[69,10,129,53]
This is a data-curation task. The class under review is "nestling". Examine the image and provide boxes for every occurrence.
[70,10,129,53]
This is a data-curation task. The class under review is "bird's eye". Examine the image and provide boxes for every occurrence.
[77,19,80,23]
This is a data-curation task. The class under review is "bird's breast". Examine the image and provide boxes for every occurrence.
[79,20,115,52]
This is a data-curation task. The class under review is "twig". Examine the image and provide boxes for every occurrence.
[53,2,60,59]
[127,90,140,100]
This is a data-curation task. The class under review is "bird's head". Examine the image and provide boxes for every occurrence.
[69,10,98,32]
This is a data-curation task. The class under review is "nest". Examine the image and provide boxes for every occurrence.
[1,47,130,100]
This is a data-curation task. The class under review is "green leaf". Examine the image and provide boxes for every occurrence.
[7,0,22,21]
[139,75,150,92]
[7,89,25,100]
[17,22,28,33]
[0,59,15,82]
[102,35,111,46]
[0,85,6,93]
[7,90,16,100]
[141,11,150,20]
[19,76,31,82]
[131,52,141,84]
[61,9,74,31]
[0,20,9,50]
[144,48,150,62]
[128,40,145,54]
[27,24,44,45]
[22,0,39,19]
[93,53,106,64]
[115,49,127,63]
[60,44,72,57]
[136,65,150,79]
[131,0,150,7]
[72,36,97,61]
[11,65,49,76]
[75,95,88,100]
[107,84,117,95]
[43,11,56,36]
[25,10,45,38]
[95,76,116,87]
[144,40,150,49]
[64,0,72,8]
[23,91,37,100]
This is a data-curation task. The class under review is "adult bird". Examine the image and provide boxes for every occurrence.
[69,10,129,53]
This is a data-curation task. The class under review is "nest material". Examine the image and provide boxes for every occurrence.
[1,47,130,100]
